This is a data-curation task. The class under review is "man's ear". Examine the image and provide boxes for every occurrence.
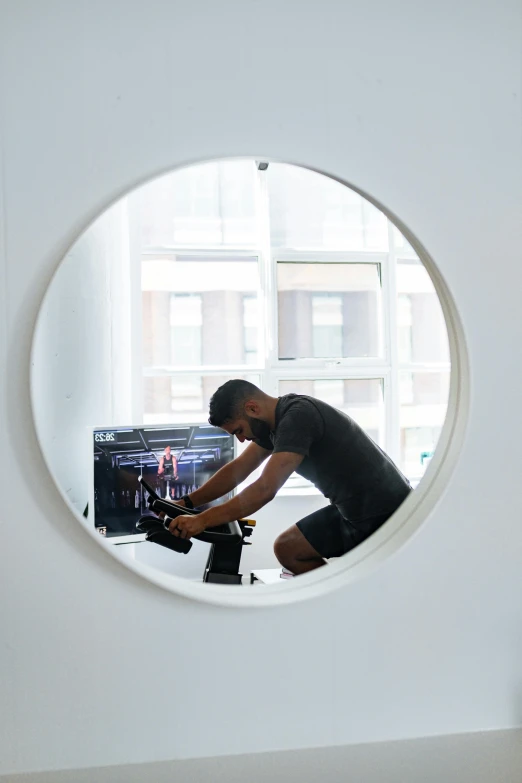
[244,399,261,417]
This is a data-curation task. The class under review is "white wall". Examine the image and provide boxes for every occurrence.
[31,201,133,514]
[1,0,521,777]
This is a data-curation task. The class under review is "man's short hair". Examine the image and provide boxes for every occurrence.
[208,379,264,427]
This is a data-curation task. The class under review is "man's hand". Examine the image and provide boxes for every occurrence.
[168,514,207,539]
[158,498,185,520]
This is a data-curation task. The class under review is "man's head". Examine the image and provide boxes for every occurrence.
[208,379,274,443]
[165,445,171,456]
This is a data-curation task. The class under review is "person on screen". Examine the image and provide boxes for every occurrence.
[157,445,178,481]
[167,379,412,576]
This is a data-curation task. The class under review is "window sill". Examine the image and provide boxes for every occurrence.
[277,486,322,497]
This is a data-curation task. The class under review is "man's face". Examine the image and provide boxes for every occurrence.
[223,413,271,444]
[165,446,171,456]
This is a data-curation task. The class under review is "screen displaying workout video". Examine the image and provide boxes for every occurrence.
[92,423,235,538]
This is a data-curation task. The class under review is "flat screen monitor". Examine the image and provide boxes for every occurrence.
[91,423,235,540]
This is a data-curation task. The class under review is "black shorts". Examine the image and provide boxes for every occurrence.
[296,504,393,559]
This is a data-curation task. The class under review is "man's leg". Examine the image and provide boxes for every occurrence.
[274,505,348,575]
[274,525,327,575]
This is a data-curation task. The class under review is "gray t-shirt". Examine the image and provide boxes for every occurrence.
[254,394,411,522]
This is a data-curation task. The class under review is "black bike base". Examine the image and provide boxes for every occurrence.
[136,476,254,584]
[205,572,243,584]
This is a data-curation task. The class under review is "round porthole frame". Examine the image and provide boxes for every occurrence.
[30,156,470,608]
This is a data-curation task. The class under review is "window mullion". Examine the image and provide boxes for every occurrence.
[275,249,388,264]
[255,167,278,396]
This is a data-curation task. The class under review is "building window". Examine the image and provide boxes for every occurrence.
[243,295,259,365]
[311,294,343,358]
[170,294,202,366]
[277,262,382,360]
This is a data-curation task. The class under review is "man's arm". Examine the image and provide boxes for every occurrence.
[173,455,179,480]
[157,456,164,475]
[187,442,271,507]
[175,452,304,535]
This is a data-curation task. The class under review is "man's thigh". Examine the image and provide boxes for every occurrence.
[295,504,356,559]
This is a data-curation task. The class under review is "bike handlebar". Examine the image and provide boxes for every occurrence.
[138,476,244,545]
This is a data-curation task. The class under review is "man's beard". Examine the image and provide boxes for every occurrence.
[246,415,272,442]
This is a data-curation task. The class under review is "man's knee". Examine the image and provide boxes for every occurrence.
[273,528,296,564]
[274,525,326,575]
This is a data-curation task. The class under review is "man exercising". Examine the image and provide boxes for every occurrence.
[168,380,412,575]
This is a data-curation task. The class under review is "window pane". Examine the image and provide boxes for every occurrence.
[268,163,389,251]
[142,256,261,367]
[170,295,202,365]
[243,295,259,365]
[138,160,257,248]
[277,263,382,359]
[397,261,449,363]
[143,374,261,424]
[399,370,450,481]
[312,295,343,357]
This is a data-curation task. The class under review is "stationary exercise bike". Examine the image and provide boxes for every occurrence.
[136,477,256,584]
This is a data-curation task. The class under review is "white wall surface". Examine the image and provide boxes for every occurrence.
[31,202,132,515]
[1,0,521,778]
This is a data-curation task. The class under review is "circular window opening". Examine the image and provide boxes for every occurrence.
[30,159,467,607]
